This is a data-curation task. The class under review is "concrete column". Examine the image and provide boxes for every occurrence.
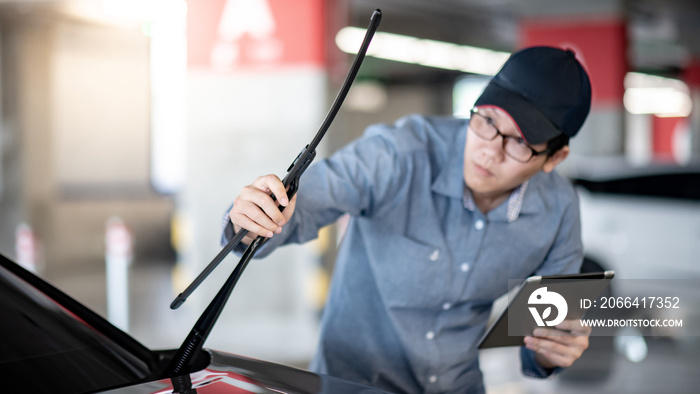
[645,59,699,164]
[683,59,700,160]
[651,115,689,163]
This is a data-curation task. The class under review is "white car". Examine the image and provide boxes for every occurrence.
[558,160,700,383]
[573,161,700,281]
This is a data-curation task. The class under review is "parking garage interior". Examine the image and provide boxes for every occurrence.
[0,0,699,393]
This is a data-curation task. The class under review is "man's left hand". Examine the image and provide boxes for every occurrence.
[524,319,592,369]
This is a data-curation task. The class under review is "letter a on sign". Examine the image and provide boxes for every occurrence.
[211,0,282,69]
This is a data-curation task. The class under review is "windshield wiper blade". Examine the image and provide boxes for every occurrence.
[165,9,382,377]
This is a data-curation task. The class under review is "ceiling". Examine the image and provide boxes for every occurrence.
[2,0,699,82]
[349,0,700,80]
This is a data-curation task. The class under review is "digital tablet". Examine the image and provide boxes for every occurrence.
[478,271,615,349]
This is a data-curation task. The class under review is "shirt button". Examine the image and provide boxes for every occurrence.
[442,302,452,310]
[425,331,435,340]
[460,263,470,272]
[475,220,485,230]
[428,375,437,384]
[429,249,440,261]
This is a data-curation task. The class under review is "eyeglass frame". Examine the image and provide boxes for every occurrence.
[468,108,551,163]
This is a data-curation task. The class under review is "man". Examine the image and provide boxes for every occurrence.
[223,46,593,393]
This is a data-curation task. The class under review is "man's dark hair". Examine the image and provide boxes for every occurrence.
[546,133,570,157]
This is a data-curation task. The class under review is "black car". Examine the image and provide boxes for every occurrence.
[0,253,388,393]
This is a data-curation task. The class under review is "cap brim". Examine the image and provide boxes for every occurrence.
[474,81,561,145]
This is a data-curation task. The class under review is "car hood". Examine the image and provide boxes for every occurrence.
[103,349,391,393]
[0,254,388,394]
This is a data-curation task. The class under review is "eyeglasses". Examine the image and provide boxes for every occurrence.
[468,108,549,163]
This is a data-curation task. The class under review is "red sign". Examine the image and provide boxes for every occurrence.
[187,0,326,71]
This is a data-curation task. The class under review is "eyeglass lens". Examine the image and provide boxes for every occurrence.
[469,111,533,162]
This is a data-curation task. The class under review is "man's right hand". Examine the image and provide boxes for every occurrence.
[229,174,297,245]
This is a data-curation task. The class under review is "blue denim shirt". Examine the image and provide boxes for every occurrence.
[222,115,583,393]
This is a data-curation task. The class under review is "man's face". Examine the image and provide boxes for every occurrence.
[463,106,559,200]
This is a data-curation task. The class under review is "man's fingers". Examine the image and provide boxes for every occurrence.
[525,329,589,368]
[533,330,578,346]
[231,200,279,238]
[526,340,576,368]
[230,207,274,238]
[252,174,289,206]
[239,186,286,226]
[525,336,575,366]
[282,194,298,222]
[532,320,591,337]
[246,201,285,233]
[525,319,591,369]
[556,320,591,335]
[532,327,590,348]
[229,174,296,243]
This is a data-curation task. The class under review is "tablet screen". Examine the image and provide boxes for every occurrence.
[478,271,614,349]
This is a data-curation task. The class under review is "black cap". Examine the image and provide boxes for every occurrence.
[474,46,592,145]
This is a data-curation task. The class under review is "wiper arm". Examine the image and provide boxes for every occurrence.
[165,9,382,377]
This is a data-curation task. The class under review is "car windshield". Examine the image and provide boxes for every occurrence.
[0,255,157,393]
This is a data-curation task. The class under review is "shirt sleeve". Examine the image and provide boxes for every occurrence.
[532,191,584,277]
[520,346,561,378]
[220,121,411,258]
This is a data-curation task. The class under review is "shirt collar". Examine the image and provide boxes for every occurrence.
[462,180,529,222]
